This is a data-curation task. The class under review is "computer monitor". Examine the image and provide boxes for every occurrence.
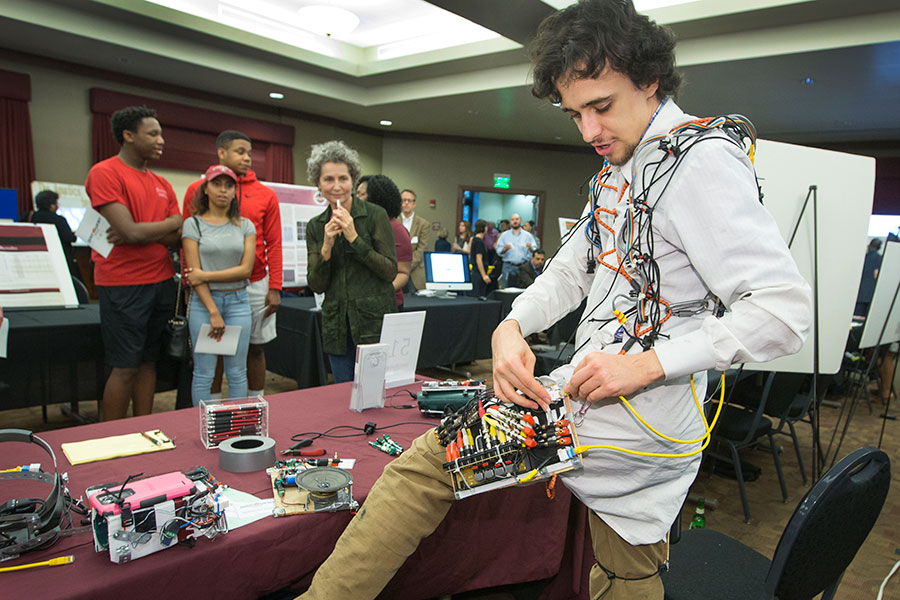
[425,252,472,297]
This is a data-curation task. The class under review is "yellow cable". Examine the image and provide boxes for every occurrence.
[0,555,73,572]
[520,373,725,481]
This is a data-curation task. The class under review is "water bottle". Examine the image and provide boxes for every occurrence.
[689,498,706,529]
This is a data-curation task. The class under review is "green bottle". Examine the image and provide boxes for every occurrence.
[689,499,706,529]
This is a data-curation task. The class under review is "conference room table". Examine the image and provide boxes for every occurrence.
[0,305,104,413]
[267,295,503,388]
[2,381,592,599]
[0,305,184,413]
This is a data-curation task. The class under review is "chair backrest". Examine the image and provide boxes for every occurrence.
[761,372,808,420]
[765,446,891,600]
[72,277,90,304]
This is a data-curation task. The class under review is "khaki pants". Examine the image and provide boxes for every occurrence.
[299,431,454,600]
[588,510,666,600]
[299,430,665,600]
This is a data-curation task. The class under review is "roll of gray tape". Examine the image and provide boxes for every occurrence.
[218,436,276,473]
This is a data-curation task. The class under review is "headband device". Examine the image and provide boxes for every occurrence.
[0,429,67,561]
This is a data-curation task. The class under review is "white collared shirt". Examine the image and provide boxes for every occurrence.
[401,212,414,232]
[507,100,811,544]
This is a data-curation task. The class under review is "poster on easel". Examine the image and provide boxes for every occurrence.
[267,182,326,288]
[0,223,78,308]
[859,241,900,349]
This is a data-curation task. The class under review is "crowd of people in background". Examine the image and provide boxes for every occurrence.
[43,102,548,416]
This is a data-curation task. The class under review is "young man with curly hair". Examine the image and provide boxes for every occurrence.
[298,2,810,598]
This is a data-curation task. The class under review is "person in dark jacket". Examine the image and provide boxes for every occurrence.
[305,141,397,383]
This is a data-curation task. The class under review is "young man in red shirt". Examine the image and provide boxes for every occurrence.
[182,130,282,398]
[85,105,182,420]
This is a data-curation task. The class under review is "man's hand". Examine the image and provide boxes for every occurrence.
[563,350,665,404]
[264,289,281,318]
[482,274,491,284]
[491,320,551,410]
[503,243,512,252]
[526,242,533,251]
[106,228,125,245]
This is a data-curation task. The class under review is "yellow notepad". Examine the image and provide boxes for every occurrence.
[61,430,175,465]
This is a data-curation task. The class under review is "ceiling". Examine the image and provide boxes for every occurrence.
[2,0,900,155]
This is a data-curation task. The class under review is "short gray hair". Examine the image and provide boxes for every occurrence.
[306,140,362,186]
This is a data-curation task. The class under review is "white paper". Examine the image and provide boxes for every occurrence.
[194,324,242,355]
[0,317,8,358]
[0,223,77,308]
[379,311,426,388]
[411,236,419,244]
[75,207,113,258]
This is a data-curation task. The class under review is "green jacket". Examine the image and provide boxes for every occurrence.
[306,198,398,355]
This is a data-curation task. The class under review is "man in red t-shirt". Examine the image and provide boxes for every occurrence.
[182,130,282,398]
[85,106,182,420]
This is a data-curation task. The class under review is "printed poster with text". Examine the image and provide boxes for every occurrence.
[267,182,326,288]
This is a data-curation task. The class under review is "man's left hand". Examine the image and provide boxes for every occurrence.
[107,227,124,245]
[563,350,665,403]
[264,289,281,318]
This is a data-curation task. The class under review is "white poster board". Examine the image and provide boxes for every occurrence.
[0,223,78,308]
[30,180,91,246]
[859,241,900,349]
[379,311,426,388]
[266,182,326,288]
[745,139,875,374]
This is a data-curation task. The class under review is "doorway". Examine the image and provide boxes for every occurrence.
[456,186,545,246]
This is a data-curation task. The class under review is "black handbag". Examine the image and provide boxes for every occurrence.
[164,273,191,359]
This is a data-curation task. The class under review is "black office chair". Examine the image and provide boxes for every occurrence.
[707,371,790,522]
[731,371,810,484]
[72,277,90,304]
[662,446,890,600]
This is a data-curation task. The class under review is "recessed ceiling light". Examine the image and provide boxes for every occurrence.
[802,77,815,85]
[380,120,393,126]
[269,92,285,99]
[297,5,360,37]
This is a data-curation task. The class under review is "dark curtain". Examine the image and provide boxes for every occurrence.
[265,143,294,184]
[89,89,295,181]
[91,113,119,164]
[0,70,35,214]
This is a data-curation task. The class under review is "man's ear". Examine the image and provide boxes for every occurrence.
[643,80,660,100]
[121,128,136,144]
[216,147,227,162]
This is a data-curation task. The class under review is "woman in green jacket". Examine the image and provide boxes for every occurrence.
[305,141,397,382]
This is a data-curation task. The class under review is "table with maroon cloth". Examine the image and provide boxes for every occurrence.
[2,382,592,600]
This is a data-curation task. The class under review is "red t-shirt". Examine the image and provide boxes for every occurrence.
[85,157,179,286]
[391,218,413,306]
[183,169,282,289]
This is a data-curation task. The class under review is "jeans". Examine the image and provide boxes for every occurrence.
[190,289,252,405]
[328,326,357,383]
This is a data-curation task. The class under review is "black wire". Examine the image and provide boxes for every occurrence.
[290,421,434,442]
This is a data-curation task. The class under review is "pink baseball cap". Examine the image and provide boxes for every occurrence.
[204,164,238,183]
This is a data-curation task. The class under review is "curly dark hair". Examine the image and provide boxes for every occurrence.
[530,0,681,103]
[111,105,158,145]
[364,174,402,219]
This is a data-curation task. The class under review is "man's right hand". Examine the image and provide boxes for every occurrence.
[503,243,512,252]
[491,320,551,410]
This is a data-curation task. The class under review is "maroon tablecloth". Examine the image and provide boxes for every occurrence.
[1,382,591,599]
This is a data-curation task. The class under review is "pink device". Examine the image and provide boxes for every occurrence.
[88,472,196,515]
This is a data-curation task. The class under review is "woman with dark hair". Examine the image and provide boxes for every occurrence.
[364,174,413,310]
[305,141,397,383]
[451,220,472,255]
[469,219,492,297]
[182,165,256,404]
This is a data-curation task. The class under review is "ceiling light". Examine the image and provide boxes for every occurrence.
[269,92,285,99]
[802,77,815,85]
[296,5,360,37]
[380,120,393,126]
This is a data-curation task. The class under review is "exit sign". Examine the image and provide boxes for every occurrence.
[493,174,510,189]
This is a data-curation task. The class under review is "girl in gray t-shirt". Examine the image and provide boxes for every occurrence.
[182,165,256,405]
